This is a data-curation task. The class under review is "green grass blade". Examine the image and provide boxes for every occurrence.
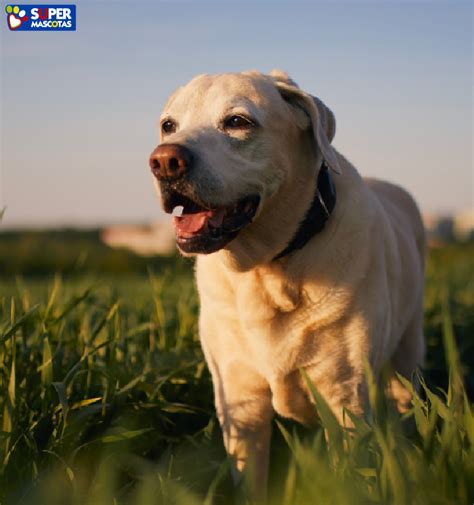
[0,304,39,344]
[40,335,53,387]
[300,369,343,454]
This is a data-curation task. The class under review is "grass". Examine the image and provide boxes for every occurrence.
[0,240,473,504]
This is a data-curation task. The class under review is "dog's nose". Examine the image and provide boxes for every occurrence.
[149,144,193,181]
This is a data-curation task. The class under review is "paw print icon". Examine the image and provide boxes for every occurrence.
[6,5,28,30]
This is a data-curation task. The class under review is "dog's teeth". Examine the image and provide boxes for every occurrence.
[172,205,184,217]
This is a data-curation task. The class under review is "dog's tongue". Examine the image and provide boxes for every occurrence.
[174,212,209,233]
[174,209,226,235]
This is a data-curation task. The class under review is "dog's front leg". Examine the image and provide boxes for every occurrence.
[211,359,273,502]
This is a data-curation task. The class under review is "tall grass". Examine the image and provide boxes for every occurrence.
[0,243,473,504]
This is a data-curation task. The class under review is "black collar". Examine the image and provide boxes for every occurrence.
[273,161,336,260]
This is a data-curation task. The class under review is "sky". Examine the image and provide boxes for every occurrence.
[1,0,472,228]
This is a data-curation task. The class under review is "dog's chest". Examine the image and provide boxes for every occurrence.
[232,267,348,376]
[196,256,355,380]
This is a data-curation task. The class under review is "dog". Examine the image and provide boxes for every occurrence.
[149,70,425,500]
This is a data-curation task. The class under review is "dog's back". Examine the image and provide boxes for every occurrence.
[366,178,426,261]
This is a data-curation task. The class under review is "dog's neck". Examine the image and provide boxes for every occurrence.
[218,151,338,272]
[273,161,336,260]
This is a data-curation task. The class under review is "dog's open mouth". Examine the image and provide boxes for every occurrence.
[162,190,260,254]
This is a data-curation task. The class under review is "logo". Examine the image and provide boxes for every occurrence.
[5,5,76,31]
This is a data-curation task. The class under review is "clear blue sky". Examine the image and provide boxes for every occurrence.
[1,0,472,227]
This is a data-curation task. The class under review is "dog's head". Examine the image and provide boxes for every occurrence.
[149,70,340,265]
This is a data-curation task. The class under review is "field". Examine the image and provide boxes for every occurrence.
[0,231,473,505]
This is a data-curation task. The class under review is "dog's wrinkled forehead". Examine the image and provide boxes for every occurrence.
[161,73,286,127]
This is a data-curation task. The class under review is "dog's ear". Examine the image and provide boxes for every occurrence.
[269,69,300,88]
[270,72,341,174]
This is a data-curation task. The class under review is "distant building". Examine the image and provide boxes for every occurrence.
[101,221,175,256]
[424,209,474,244]
[454,209,474,241]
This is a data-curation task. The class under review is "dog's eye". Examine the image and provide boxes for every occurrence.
[161,119,177,134]
[223,115,255,130]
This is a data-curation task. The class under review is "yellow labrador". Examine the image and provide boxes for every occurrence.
[149,70,425,499]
